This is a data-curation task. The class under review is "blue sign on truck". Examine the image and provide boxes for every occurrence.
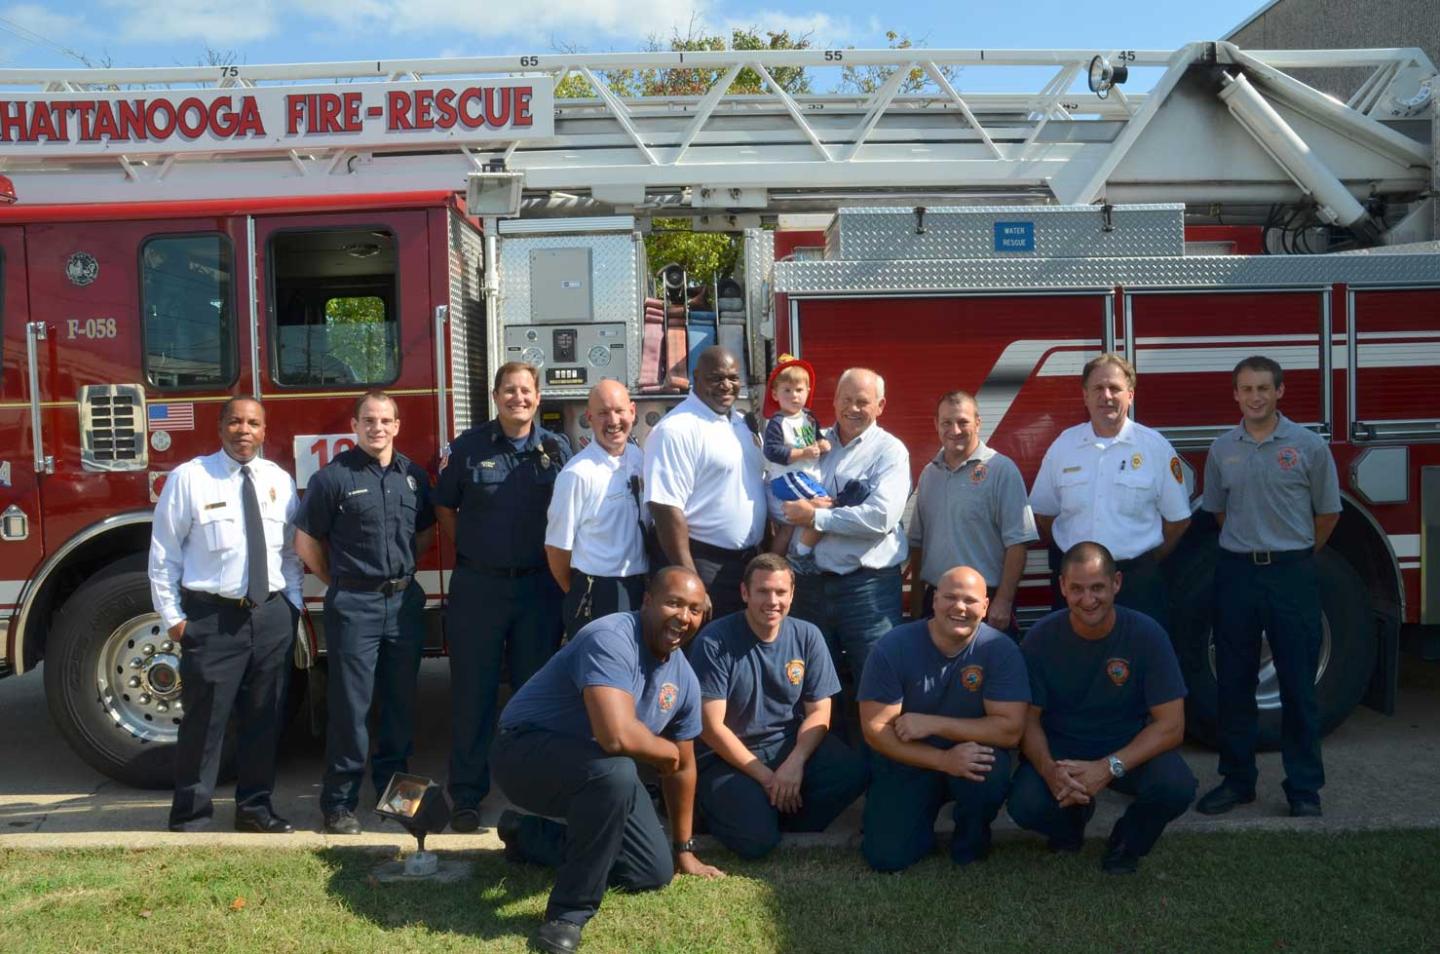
[994,221,1035,252]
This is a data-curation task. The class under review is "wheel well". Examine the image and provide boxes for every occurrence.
[1331,494,1403,625]
[20,522,153,671]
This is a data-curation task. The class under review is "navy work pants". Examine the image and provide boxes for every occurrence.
[1214,550,1325,803]
[862,748,1012,871]
[1007,749,1196,855]
[688,541,755,621]
[447,565,562,808]
[170,592,294,830]
[562,571,646,642]
[491,726,673,927]
[320,583,425,814]
[696,733,868,859]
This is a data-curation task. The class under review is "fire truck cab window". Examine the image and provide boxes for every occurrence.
[271,229,399,387]
[141,235,236,389]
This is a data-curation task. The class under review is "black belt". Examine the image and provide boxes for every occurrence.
[1115,555,1156,570]
[182,588,280,609]
[333,575,413,594]
[688,539,757,562]
[1221,548,1312,566]
[457,558,545,578]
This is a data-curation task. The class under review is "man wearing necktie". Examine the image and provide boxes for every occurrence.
[149,395,304,833]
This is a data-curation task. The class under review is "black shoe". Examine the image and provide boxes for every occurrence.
[498,809,526,862]
[1100,835,1140,875]
[1045,836,1083,854]
[450,807,484,833]
[324,809,362,835]
[1288,798,1323,818]
[531,919,583,953]
[167,816,213,833]
[1195,782,1256,816]
[235,811,294,834]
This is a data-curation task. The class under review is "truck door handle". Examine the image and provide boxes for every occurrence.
[25,321,54,475]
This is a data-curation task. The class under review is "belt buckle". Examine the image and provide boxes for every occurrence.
[239,595,256,609]
[1252,551,1272,566]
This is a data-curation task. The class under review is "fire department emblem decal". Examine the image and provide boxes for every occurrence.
[1170,456,1183,484]
[1277,447,1300,471]
[960,665,985,692]
[1106,658,1131,687]
[970,463,988,484]
[658,682,678,712]
[785,659,805,685]
[65,252,99,287]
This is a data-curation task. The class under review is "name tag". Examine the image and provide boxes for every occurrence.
[1062,465,1083,474]
[204,501,227,510]
[346,488,369,498]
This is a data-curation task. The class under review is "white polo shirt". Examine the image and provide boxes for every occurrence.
[545,440,649,578]
[149,450,304,630]
[643,392,766,550]
[1029,418,1191,560]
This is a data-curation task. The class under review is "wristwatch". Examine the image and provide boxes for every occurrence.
[673,838,698,855]
[1106,754,1126,779]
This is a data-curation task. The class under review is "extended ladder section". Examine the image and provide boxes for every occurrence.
[0,42,1434,236]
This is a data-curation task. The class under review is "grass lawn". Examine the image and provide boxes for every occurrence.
[3,830,1435,953]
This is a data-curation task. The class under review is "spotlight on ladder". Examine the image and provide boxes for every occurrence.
[466,168,525,217]
[1087,55,1129,100]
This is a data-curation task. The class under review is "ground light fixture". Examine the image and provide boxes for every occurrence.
[375,773,452,877]
[1087,55,1129,99]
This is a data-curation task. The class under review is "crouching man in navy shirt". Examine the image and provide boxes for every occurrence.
[1007,541,1196,875]
[857,566,1029,871]
[690,553,869,859]
[491,567,724,954]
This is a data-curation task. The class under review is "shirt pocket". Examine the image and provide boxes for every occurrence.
[1115,469,1155,518]
[196,505,243,552]
[1055,466,1092,513]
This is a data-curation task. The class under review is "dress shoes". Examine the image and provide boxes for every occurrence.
[531,919,583,953]
[1288,798,1323,818]
[1195,782,1256,816]
[451,807,483,833]
[235,811,295,834]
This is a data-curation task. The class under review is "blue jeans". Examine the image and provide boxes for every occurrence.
[862,748,1012,871]
[446,565,562,808]
[789,565,903,682]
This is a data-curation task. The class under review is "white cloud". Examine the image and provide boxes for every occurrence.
[102,0,280,45]
[295,0,708,43]
[712,11,857,47]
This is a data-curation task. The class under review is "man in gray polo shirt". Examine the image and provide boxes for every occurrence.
[907,391,1038,635]
[1195,355,1340,819]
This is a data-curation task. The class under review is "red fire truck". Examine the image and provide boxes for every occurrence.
[0,41,1435,787]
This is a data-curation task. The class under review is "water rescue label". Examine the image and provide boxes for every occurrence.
[993,221,1034,253]
[0,77,555,155]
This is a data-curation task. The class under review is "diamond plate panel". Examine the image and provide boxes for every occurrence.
[775,253,1440,294]
[744,228,775,383]
[498,232,643,398]
[827,204,1185,260]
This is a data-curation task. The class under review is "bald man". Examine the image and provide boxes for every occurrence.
[492,567,723,953]
[644,346,767,619]
[547,380,651,641]
[857,566,1030,871]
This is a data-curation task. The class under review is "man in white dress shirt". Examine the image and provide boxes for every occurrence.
[547,380,651,640]
[1029,353,1190,629]
[149,395,303,833]
[644,346,767,619]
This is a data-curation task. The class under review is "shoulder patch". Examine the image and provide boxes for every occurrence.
[1170,456,1183,484]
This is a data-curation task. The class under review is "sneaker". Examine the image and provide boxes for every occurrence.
[324,809,362,835]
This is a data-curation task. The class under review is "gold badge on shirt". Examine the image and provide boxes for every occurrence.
[1130,453,1143,470]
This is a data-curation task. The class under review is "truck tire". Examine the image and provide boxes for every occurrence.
[1168,539,1376,750]
[44,555,196,788]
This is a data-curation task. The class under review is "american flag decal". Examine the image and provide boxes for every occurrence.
[148,402,195,432]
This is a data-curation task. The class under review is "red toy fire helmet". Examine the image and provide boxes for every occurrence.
[763,353,819,417]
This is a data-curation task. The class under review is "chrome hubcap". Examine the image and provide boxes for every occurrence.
[96,614,184,742]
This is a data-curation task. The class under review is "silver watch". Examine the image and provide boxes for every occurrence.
[1107,755,1126,779]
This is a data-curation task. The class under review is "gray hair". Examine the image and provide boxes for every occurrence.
[837,367,885,400]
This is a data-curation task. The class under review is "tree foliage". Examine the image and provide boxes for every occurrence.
[840,31,959,95]
[646,221,743,291]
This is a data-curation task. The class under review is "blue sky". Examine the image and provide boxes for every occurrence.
[1,0,1268,79]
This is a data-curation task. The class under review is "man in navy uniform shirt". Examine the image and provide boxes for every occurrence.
[294,390,434,835]
[858,565,1029,871]
[1008,541,1196,874]
[689,553,869,859]
[436,361,572,832]
[492,567,724,954]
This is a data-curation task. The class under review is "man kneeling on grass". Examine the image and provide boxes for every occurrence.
[857,566,1029,871]
[1007,541,1197,875]
[491,567,724,954]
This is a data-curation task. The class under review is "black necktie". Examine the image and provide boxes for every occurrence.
[240,465,268,606]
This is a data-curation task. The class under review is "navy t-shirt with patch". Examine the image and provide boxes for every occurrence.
[1020,606,1187,760]
[690,612,841,751]
[858,619,1030,749]
[500,611,702,742]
